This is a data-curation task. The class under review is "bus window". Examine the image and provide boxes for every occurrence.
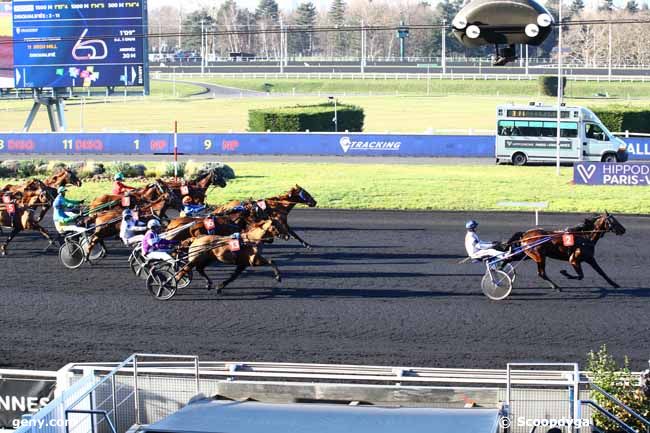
[498,120,514,136]
[585,123,609,141]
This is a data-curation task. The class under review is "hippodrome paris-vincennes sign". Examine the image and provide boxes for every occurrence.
[574,162,650,186]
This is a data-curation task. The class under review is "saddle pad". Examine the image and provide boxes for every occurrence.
[181,186,189,195]
[121,196,131,207]
[204,218,215,231]
[562,233,575,247]
[257,200,267,210]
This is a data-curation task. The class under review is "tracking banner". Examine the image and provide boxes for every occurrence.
[574,162,650,186]
[0,378,55,428]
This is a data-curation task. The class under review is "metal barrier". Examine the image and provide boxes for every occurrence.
[17,355,648,433]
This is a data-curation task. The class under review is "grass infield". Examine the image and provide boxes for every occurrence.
[55,162,650,215]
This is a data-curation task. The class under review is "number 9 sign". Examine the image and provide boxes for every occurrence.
[204,139,212,151]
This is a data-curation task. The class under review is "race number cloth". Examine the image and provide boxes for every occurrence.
[563,234,575,247]
[228,239,241,252]
[121,196,131,207]
[181,186,189,196]
[204,218,215,231]
[257,200,267,210]
[5,204,15,214]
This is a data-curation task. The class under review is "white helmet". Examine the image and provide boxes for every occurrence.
[147,219,161,230]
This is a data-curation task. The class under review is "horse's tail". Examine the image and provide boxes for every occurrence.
[501,231,529,263]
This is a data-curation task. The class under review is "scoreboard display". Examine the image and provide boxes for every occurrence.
[11,0,148,89]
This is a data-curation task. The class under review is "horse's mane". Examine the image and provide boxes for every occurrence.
[568,216,597,232]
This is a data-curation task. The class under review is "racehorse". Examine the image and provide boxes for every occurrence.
[89,180,179,217]
[83,193,173,256]
[0,202,56,255]
[213,185,317,249]
[511,212,626,291]
[1,169,81,222]
[164,201,272,242]
[163,168,228,204]
[175,219,288,293]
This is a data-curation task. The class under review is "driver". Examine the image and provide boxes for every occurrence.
[120,209,147,246]
[112,172,137,196]
[53,186,85,234]
[465,220,503,260]
[142,219,177,262]
[181,196,206,217]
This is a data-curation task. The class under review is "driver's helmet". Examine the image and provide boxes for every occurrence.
[57,186,67,194]
[182,196,192,205]
[147,219,161,230]
[122,209,132,219]
[114,172,125,181]
[465,220,478,230]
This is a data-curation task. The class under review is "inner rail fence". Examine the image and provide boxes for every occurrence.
[13,354,650,433]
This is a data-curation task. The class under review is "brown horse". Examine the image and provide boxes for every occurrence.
[163,168,228,205]
[213,185,317,249]
[175,219,288,293]
[0,203,55,255]
[1,169,80,222]
[84,193,172,255]
[513,212,626,291]
[89,180,178,214]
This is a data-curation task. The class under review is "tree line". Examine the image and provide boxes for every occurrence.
[148,0,650,64]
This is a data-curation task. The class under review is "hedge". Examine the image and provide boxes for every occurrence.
[538,76,567,97]
[589,105,650,133]
[248,103,365,132]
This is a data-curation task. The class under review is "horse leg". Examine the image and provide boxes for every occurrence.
[534,255,561,291]
[0,227,20,256]
[253,255,282,282]
[218,264,247,291]
[35,224,55,252]
[196,265,214,291]
[287,226,312,249]
[560,253,584,280]
[585,257,620,288]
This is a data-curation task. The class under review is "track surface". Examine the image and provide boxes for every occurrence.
[1,210,648,370]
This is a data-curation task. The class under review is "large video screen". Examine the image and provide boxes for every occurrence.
[9,0,147,89]
[0,0,12,88]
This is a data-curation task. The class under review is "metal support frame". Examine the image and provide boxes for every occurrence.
[506,363,580,432]
[23,89,68,132]
[65,409,117,433]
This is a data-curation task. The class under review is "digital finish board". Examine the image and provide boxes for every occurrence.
[3,0,148,89]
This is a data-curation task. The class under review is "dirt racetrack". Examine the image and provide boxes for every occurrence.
[0,209,648,370]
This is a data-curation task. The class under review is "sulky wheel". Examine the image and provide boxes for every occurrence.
[500,263,517,285]
[81,238,107,265]
[129,251,150,280]
[481,269,512,300]
[59,241,85,270]
[146,266,178,300]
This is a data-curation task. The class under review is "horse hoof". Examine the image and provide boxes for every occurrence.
[206,284,214,291]
[304,244,313,250]
[216,287,223,295]
[554,287,562,293]
[275,276,282,283]
[612,284,621,289]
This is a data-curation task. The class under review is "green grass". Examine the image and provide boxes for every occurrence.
[203,77,650,98]
[3,90,650,132]
[56,162,650,214]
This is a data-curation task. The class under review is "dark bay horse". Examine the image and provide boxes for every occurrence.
[512,212,626,291]
[175,219,288,293]
[0,203,55,255]
[213,185,317,249]
[89,179,177,211]
[84,193,173,255]
[164,168,228,205]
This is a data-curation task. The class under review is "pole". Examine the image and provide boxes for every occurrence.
[174,121,178,180]
[80,97,85,132]
[201,20,205,76]
[442,19,447,75]
[556,0,563,176]
[608,23,612,81]
[525,44,529,75]
[178,4,182,50]
[361,19,365,74]
[279,18,284,73]
[427,63,431,96]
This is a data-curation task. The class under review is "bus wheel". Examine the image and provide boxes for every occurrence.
[602,153,617,163]
[512,152,528,166]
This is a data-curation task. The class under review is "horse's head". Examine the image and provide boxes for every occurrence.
[597,211,626,236]
[211,169,227,188]
[53,168,82,187]
[289,185,317,208]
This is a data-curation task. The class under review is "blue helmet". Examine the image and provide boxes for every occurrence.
[122,209,132,218]
[465,220,478,230]
[114,172,124,181]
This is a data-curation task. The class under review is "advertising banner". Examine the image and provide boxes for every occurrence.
[0,378,55,429]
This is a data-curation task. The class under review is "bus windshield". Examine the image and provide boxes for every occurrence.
[498,120,578,138]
